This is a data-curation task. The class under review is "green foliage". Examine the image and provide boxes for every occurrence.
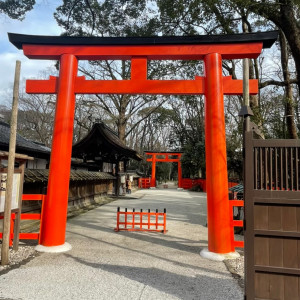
[181,141,205,178]
[226,140,243,181]
[0,0,35,19]
[157,0,240,35]
[12,0,299,178]
[167,96,206,177]
[156,162,172,182]
[54,0,165,144]
[54,0,159,37]
[261,92,296,139]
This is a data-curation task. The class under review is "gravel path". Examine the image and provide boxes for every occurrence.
[0,189,244,299]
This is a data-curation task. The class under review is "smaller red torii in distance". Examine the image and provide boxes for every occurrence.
[145,152,183,188]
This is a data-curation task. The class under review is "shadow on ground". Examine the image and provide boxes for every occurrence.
[65,253,243,300]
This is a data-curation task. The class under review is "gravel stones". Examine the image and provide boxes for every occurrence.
[0,246,36,273]
[224,255,245,289]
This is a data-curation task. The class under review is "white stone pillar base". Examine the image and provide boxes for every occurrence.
[35,242,72,253]
[200,248,240,261]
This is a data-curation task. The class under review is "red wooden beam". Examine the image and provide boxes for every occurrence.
[146,153,182,162]
[19,233,39,240]
[22,194,45,201]
[229,200,244,207]
[233,220,243,227]
[147,158,180,162]
[26,76,258,95]
[233,241,244,248]
[146,152,182,156]
[23,43,263,60]
[20,214,41,220]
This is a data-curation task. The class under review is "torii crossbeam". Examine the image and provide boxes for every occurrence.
[8,31,278,256]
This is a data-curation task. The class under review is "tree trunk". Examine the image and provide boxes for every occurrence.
[117,117,126,144]
[243,0,300,95]
[243,18,265,138]
[278,0,300,94]
[280,30,298,139]
[117,95,127,143]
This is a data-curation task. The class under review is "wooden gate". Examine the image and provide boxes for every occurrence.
[244,131,300,300]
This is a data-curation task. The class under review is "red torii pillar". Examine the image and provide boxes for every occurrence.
[8,31,277,256]
[151,154,156,188]
[146,152,183,188]
[38,54,78,249]
[177,160,182,189]
[204,53,231,254]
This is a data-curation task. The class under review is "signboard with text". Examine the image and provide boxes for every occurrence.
[0,172,21,213]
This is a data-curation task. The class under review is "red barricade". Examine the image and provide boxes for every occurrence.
[0,214,15,246]
[115,207,167,233]
[0,194,45,246]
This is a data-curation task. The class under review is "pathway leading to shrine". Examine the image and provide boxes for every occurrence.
[0,189,243,300]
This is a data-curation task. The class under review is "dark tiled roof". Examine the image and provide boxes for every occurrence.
[24,169,115,183]
[119,171,140,179]
[100,123,133,152]
[126,170,141,178]
[0,121,51,157]
[31,141,51,153]
[72,122,142,162]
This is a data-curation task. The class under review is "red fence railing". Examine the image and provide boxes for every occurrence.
[182,178,207,191]
[0,214,15,246]
[114,207,167,233]
[0,194,45,246]
[229,200,244,249]
[182,178,239,192]
[139,178,151,189]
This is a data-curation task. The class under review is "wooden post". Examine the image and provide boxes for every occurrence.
[13,161,25,250]
[243,59,249,106]
[1,60,21,265]
[243,58,251,132]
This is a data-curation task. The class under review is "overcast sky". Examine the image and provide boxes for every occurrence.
[0,0,62,106]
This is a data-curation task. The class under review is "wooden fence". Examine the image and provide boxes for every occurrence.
[244,131,300,300]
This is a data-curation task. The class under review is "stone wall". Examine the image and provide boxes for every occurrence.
[67,180,114,217]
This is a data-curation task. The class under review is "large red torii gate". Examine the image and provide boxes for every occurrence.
[145,152,183,188]
[8,31,277,257]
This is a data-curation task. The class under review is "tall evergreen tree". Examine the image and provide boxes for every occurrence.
[54,0,161,143]
[0,0,35,19]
